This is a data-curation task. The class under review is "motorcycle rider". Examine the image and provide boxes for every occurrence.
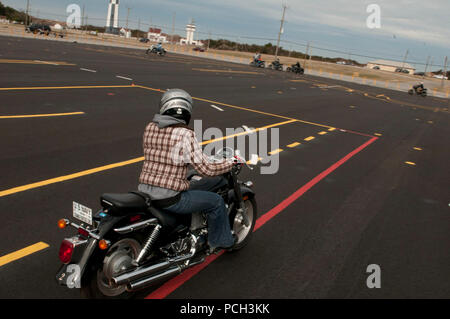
[138,89,237,251]
[253,52,262,65]
[155,42,163,53]
[413,81,425,93]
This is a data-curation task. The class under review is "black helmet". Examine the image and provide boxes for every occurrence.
[159,89,193,124]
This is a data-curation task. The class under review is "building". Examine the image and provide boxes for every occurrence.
[105,0,120,34]
[119,27,131,38]
[180,22,202,46]
[147,28,168,43]
[366,59,415,74]
[0,16,10,24]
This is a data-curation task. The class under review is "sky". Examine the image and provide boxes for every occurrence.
[4,0,450,71]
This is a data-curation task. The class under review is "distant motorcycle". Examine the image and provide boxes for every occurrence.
[286,64,304,75]
[250,59,265,68]
[408,85,427,97]
[146,45,166,56]
[269,60,283,71]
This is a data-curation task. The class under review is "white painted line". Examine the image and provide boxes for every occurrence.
[116,75,133,81]
[80,68,97,73]
[210,104,224,112]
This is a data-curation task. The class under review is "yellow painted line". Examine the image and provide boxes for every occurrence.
[287,142,301,148]
[0,85,135,91]
[0,242,49,267]
[246,157,263,165]
[318,131,327,135]
[136,85,336,129]
[328,127,336,131]
[0,120,295,198]
[192,68,261,75]
[0,59,75,66]
[413,147,422,151]
[268,149,283,155]
[405,161,416,166]
[0,112,84,119]
[203,120,297,144]
[304,136,315,141]
[374,133,382,136]
[0,157,145,198]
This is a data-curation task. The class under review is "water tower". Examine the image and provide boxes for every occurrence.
[105,0,120,34]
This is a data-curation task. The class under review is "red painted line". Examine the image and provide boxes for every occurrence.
[145,136,378,299]
[255,136,377,230]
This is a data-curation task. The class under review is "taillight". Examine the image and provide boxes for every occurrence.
[59,240,74,264]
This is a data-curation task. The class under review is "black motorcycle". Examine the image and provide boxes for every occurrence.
[269,60,283,71]
[408,85,427,97]
[55,148,257,298]
[286,64,304,75]
[146,45,167,56]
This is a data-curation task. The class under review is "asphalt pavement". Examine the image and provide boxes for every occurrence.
[0,35,449,299]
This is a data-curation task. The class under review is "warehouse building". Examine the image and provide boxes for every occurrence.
[366,59,415,74]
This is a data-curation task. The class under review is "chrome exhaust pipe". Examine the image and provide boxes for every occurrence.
[127,258,205,291]
[128,266,182,291]
[113,253,195,285]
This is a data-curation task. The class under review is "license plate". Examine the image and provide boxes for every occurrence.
[73,202,93,225]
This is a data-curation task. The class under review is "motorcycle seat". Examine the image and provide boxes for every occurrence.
[101,193,148,215]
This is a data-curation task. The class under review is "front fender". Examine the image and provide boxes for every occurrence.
[227,185,255,202]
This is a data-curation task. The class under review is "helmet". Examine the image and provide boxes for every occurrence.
[159,89,193,124]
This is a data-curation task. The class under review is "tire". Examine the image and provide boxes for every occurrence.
[229,198,257,251]
[286,67,291,72]
[80,238,141,299]
[408,89,414,95]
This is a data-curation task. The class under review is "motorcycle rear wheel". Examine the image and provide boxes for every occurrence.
[80,238,141,299]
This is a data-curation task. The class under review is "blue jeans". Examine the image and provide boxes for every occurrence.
[164,191,234,249]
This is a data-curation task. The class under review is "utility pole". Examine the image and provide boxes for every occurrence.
[303,41,310,69]
[275,4,287,59]
[442,56,448,88]
[171,12,176,43]
[126,7,131,30]
[423,55,430,78]
[401,49,409,71]
[25,0,30,25]
[207,31,211,50]
[81,4,85,28]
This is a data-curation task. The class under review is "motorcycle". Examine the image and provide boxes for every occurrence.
[146,45,167,56]
[250,59,266,68]
[408,86,427,97]
[55,148,257,298]
[286,64,304,75]
[269,60,283,71]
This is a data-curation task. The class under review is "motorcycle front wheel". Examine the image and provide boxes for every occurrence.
[229,198,257,251]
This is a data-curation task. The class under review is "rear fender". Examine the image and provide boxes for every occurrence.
[55,214,128,287]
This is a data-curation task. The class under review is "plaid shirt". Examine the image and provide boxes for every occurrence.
[139,122,234,191]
